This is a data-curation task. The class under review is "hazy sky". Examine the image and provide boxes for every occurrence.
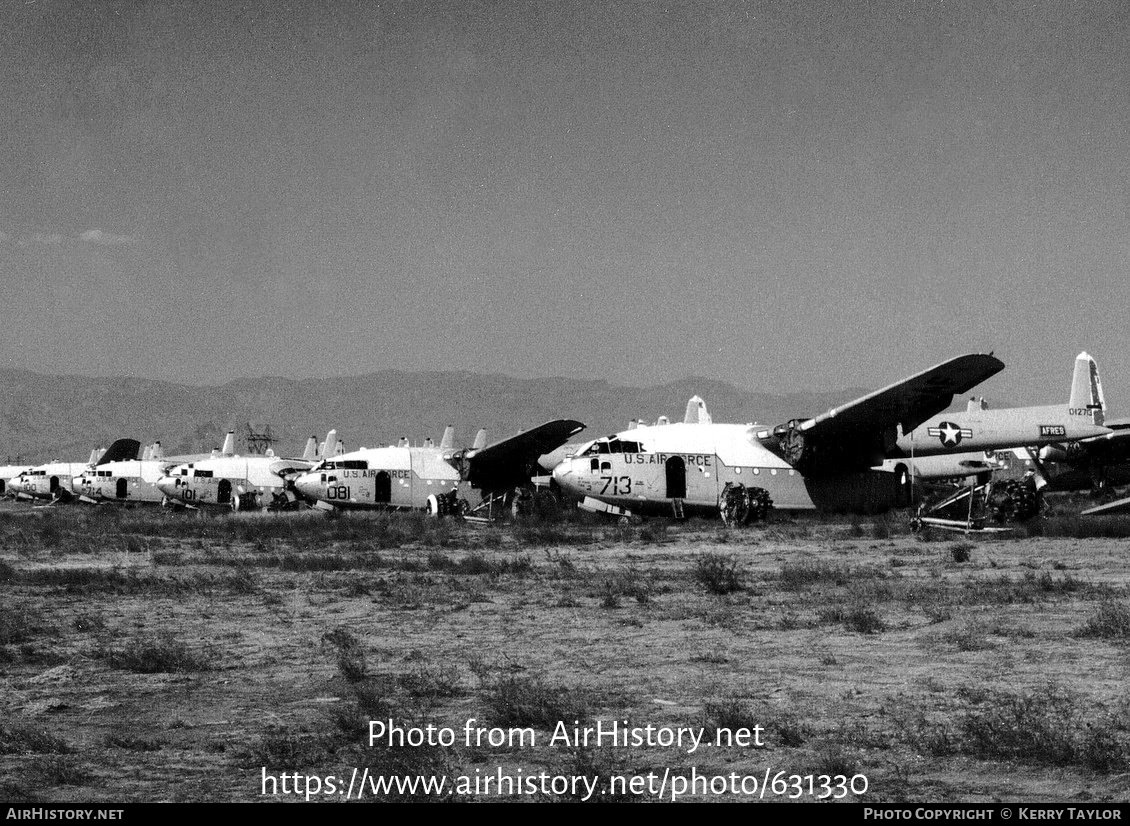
[1,0,1126,408]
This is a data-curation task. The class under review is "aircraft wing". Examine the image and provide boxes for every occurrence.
[466,419,586,492]
[758,353,1004,475]
[96,438,142,466]
[1082,494,1130,516]
[1076,419,1130,462]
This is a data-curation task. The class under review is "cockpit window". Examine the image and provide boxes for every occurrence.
[194,469,213,478]
[620,441,640,454]
[321,460,365,470]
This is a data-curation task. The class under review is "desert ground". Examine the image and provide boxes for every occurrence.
[1,498,1128,803]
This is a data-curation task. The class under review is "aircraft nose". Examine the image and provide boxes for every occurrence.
[293,473,321,502]
[551,460,574,489]
[155,475,177,496]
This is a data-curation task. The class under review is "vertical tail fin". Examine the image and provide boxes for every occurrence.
[472,429,487,450]
[321,429,339,459]
[683,396,712,424]
[221,431,236,456]
[1068,352,1105,426]
[302,436,317,461]
[151,441,163,460]
[439,426,454,450]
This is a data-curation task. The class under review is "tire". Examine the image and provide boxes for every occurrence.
[747,487,772,522]
[426,494,441,517]
[510,488,534,518]
[232,491,259,512]
[989,479,1040,524]
[894,465,912,508]
[720,484,772,525]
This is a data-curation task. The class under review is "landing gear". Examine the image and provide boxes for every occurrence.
[511,487,562,519]
[231,491,259,512]
[913,475,1041,532]
[987,477,1040,524]
[719,483,772,525]
[426,490,469,517]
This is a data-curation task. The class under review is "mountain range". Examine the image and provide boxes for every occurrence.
[0,368,881,463]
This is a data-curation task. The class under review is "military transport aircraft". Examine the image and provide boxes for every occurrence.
[1033,418,1130,494]
[550,353,1007,522]
[293,420,585,517]
[877,352,1111,495]
[156,431,336,510]
[9,439,141,503]
[74,440,229,506]
[0,464,32,497]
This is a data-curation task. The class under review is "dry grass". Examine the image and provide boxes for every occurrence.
[1,500,1129,802]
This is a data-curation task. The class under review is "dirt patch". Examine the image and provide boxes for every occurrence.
[1,504,1128,802]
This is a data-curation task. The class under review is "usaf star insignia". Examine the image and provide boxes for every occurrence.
[927,421,973,447]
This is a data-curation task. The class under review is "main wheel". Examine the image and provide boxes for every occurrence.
[719,483,749,525]
[231,491,259,512]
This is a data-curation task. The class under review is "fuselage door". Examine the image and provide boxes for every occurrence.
[116,478,128,499]
[665,456,686,499]
[218,479,232,504]
[375,471,391,504]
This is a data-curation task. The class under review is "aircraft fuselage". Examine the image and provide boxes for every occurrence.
[895,405,1108,456]
[293,446,462,511]
[9,462,88,500]
[77,460,168,504]
[551,422,903,516]
[157,455,310,510]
